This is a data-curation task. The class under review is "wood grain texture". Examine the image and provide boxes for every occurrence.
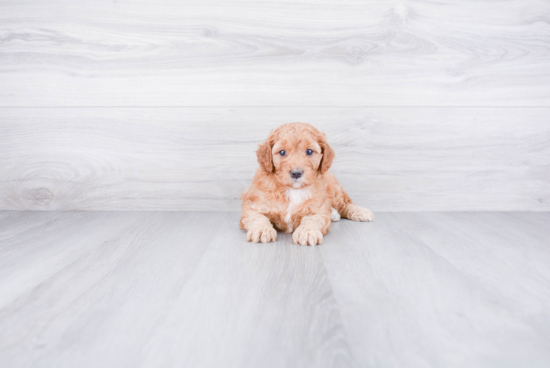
[1,0,549,106]
[1,107,549,211]
[1,211,550,367]
[319,212,550,367]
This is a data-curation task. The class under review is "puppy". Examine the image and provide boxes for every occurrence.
[240,122,374,246]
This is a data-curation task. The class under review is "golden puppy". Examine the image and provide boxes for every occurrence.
[240,122,374,246]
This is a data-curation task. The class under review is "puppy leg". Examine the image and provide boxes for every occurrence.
[293,213,331,246]
[342,203,374,222]
[240,210,277,243]
[327,173,374,222]
[332,184,374,222]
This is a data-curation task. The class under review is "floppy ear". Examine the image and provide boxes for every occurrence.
[318,133,335,174]
[256,134,275,173]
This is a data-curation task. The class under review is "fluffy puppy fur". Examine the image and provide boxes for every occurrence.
[240,122,374,246]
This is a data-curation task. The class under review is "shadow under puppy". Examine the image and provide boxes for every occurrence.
[240,122,374,246]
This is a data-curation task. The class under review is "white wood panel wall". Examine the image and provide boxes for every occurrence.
[2,0,550,106]
[1,0,549,211]
[1,108,548,211]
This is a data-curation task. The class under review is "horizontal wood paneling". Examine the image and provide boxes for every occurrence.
[1,107,548,211]
[1,0,549,106]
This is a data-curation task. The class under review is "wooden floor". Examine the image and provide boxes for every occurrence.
[1,211,549,368]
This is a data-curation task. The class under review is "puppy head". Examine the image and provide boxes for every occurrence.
[256,123,334,188]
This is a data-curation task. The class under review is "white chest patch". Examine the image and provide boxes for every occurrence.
[284,187,312,232]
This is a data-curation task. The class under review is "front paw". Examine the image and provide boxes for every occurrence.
[247,225,277,243]
[348,206,374,222]
[293,226,323,246]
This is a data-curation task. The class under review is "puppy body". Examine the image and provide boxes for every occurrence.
[240,123,373,246]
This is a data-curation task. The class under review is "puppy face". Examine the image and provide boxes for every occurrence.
[257,123,334,189]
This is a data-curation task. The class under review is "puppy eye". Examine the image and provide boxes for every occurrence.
[306,149,314,156]
[279,150,286,156]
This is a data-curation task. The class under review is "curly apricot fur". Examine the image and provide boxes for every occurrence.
[240,123,373,246]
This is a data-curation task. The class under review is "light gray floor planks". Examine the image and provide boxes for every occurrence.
[1,211,549,368]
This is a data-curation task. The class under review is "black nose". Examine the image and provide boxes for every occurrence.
[290,169,303,179]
